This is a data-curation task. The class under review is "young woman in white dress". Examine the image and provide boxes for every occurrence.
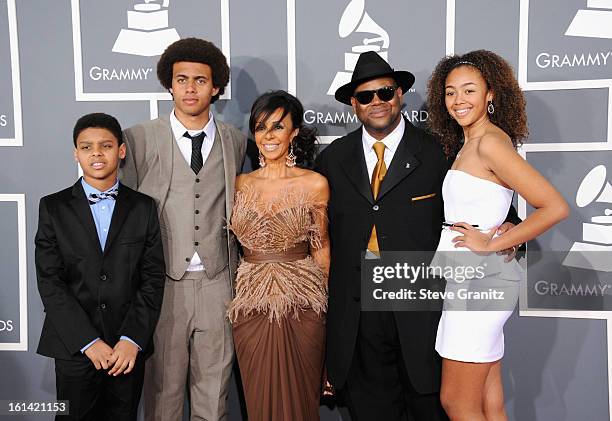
[426,50,569,421]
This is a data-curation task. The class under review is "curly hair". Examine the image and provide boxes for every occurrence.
[249,90,318,168]
[156,38,229,103]
[426,50,528,157]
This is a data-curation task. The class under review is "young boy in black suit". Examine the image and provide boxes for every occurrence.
[35,113,165,421]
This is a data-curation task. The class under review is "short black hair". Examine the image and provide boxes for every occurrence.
[157,37,230,104]
[73,113,123,147]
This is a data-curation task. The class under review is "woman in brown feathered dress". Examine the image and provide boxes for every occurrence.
[228,91,330,421]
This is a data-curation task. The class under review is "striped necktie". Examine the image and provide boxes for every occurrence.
[184,131,206,174]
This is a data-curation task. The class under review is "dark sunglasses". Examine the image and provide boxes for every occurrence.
[353,86,398,105]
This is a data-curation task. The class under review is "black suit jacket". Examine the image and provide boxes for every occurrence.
[316,118,448,394]
[35,180,165,360]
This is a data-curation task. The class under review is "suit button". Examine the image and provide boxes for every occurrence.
[195,226,200,230]
[195,194,201,198]
[100,303,106,309]
[195,210,200,214]
[100,274,107,281]
[185,257,191,262]
[195,178,200,183]
[194,241,199,246]
[373,205,379,211]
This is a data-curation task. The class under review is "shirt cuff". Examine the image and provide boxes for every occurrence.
[80,337,100,353]
[120,336,142,351]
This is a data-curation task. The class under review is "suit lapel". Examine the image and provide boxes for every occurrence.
[104,183,133,255]
[69,181,103,255]
[155,115,174,199]
[217,121,236,220]
[340,128,374,204]
[377,118,422,200]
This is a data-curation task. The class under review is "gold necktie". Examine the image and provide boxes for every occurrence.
[367,142,387,253]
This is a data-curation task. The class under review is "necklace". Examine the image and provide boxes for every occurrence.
[456,138,466,158]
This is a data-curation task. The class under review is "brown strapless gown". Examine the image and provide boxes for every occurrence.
[228,186,328,421]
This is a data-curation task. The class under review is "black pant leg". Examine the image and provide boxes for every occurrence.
[341,311,450,421]
[55,358,103,421]
[102,356,146,421]
[396,356,449,421]
[341,311,410,421]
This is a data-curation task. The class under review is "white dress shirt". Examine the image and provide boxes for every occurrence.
[169,110,217,272]
[362,117,405,180]
[170,109,217,165]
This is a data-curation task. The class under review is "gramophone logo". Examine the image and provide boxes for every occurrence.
[327,0,390,96]
[563,165,612,272]
[112,0,180,56]
[565,0,612,39]
[524,0,612,87]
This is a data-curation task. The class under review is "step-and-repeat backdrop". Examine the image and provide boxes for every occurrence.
[1,1,611,420]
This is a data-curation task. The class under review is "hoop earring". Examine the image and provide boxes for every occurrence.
[487,101,495,115]
[258,151,266,168]
[286,143,297,168]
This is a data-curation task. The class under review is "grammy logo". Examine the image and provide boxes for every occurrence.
[327,0,390,95]
[565,0,612,39]
[112,0,180,57]
[563,165,612,271]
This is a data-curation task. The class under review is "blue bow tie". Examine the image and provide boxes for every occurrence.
[88,189,119,205]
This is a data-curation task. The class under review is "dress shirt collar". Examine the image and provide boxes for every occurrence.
[170,110,216,142]
[80,177,119,196]
[361,116,405,154]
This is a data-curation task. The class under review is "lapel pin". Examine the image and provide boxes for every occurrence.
[406,163,411,169]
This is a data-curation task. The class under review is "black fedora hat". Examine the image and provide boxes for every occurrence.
[334,51,415,105]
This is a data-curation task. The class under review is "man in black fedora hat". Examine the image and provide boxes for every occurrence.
[316,50,450,421]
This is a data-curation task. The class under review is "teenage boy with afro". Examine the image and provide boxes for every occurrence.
[121,38,246,421]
